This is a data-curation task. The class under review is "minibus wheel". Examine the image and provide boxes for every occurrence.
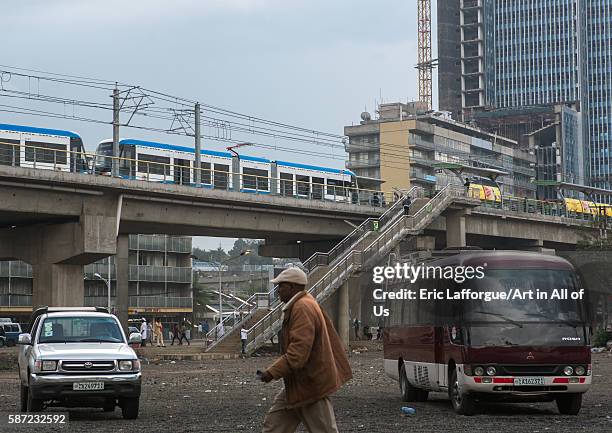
[555,393,582,415]
[449,369,475,415]
[400,363,419,401]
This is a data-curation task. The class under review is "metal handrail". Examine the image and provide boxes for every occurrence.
[244,185,469,352]
[302,186,424,272]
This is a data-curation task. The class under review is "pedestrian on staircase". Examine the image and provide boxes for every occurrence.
[258,267,352,433]
[241,326,248,355]
[402,195,412,216]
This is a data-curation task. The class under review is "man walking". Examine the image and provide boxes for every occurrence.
[178,321,190,346]
[258,267,352,433]
[171,323,181,346]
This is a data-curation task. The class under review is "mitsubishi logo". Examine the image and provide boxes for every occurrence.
[526,352,535,360]
[84,362,93,369]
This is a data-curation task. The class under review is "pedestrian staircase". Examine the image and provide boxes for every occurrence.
[204,187,424,353]
[209,185,479,354]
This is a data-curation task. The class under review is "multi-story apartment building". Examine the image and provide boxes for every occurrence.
[344,103,536,198]
[438,0,612,196]
[0,235,193,324]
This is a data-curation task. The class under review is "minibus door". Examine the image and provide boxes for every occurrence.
[435,327,446,390]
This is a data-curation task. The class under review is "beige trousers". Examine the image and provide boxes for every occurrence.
[262,389,339,433]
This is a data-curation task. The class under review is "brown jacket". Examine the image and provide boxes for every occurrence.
[266,291,352,408]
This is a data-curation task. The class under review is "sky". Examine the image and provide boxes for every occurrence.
[3,0,437,250]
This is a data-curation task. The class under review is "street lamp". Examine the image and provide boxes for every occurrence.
[217,250,251,328]
[94,272,111,311]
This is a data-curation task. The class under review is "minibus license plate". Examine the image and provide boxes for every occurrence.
[514,377,545,386]
[73,382,104,391]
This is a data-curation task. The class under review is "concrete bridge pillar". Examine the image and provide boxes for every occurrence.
[445,210,467,248]
[337,279,350,349]
[0,194,120,311]
[116,234,130,332]
[336,274,360,349]
[32,263,84,309]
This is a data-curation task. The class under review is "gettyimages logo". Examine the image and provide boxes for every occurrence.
[372,263,486,284]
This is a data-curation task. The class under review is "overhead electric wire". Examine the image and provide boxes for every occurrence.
[0,65,525,173]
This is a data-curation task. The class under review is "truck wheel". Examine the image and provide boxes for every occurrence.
[556,393,582,415]
[449,368,475,415]
[399,363,420,402]
[20,385,28,412]
[121,397,139,419]
[0,338,4,347]
[26,385,43,412]
[6,339,14,347]
[416,388,429,402]
[103,399,116,412]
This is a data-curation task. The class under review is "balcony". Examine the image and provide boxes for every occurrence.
[0,261,32,278]
[0,294,32,307]
[129,265,192,283]
[346,159,380,169]
[129,296,193,309]
[129,235,192,253]
[84,263,116,280]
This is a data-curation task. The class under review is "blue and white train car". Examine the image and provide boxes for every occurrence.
[94,138,356,201]
[276,161,355,202]
[0,123,87,172]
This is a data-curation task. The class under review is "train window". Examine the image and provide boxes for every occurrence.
[201,162,212,184]
[326,179,345,197]
[0,139,20,166]
[312,177,324,199]
[280,172,293,196]
[243,167,269,191]
[25,141,67,165]
[137,154,170,176]
[214,164,229,189]
[296,175,310,196]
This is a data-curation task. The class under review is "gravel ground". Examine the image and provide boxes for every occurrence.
[0,344,611,432]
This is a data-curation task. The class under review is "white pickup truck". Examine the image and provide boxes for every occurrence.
[18,307,142,419]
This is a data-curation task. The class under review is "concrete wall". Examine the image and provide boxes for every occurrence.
[379,120,414,196]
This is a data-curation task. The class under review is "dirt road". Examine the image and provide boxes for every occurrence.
[0,344,610,432]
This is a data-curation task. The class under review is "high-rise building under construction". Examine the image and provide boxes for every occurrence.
[437,0,612,194]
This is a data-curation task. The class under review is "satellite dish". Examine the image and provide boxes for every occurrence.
[360,112,372,121]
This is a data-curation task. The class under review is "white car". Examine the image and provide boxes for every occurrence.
[18,307,142,419]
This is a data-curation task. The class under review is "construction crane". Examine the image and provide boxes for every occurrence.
[416,0,437,111]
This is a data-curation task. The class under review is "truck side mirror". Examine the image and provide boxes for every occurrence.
[17,333,32,345]
[128,333,142,345]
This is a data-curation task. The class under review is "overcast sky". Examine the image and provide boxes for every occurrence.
[3,0,437,250]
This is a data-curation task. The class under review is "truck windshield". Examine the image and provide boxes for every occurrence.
[38,316,124,344]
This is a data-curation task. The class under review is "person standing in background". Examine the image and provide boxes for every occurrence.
[139,318,148,347]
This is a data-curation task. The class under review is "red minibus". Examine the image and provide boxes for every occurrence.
[383,251,591,415]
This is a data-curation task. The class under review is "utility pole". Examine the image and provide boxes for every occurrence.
[195,102,201,186]
[112,85,120,177]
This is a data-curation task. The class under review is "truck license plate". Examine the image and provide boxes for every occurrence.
[73,382,104,391]
[514,377,545,386]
